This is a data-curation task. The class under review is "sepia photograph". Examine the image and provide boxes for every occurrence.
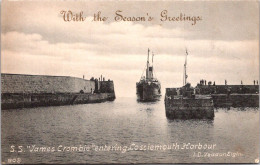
[1,0,259,164]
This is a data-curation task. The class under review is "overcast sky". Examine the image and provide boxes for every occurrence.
[1,0,259,97]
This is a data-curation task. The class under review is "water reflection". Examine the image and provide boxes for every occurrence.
[216,106,259,112]
[167,118,214,125]
[136,99,161,104]
[1,97,259,164]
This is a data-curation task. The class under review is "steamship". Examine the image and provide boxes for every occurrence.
[136,49,161,101]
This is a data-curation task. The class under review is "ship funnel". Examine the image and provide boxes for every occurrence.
[146,48,155,80]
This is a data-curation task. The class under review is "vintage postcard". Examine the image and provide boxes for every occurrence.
[1,0,259,164]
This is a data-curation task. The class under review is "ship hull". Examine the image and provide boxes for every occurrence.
[136,81,161,101]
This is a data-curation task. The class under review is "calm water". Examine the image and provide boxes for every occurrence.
[1,97,259,164]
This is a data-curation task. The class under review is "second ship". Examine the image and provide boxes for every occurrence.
[136,49,161,101]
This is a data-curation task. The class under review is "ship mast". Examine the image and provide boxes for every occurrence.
[152,52,154,65]
[146,48,150,80]
[151,52,154,79]
[183,48,188,86]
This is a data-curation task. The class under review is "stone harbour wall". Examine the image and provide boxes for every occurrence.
[1,74,116,109]
[1,73,95,94]
[1,93,116,110]
[196,85,259,94]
